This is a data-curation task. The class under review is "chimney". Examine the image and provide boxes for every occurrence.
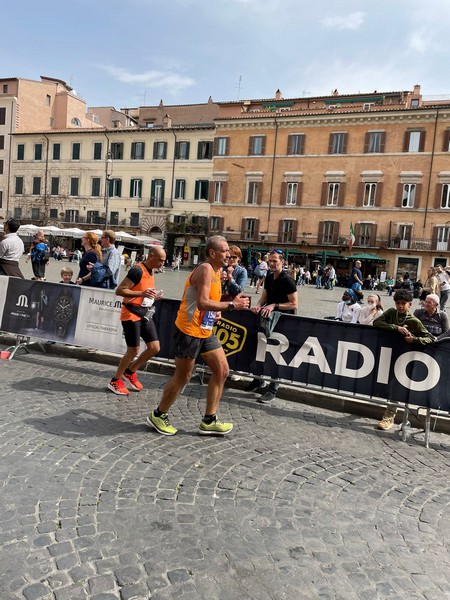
[413,84,421,96]
[275,89,283,100]
[162,113,172,128]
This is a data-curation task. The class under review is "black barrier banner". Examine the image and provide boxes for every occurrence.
[1,278,449,412]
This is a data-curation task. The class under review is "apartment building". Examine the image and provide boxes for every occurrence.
[0,75,103,220]
[209,85,450,280]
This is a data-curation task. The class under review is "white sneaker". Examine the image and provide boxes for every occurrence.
[229,374,241,381]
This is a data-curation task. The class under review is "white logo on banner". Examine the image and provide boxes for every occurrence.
[16,294,29,307]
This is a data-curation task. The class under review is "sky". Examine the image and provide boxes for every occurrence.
[2,0,450,109]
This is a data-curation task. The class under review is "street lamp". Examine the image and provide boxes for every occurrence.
[104,150,113,228]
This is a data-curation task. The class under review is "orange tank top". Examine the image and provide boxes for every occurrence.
[175,263,222,338]
[120,263,155,322]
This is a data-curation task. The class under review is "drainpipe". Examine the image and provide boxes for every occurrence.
[6,97,17,217]
[43,133,50,224]
[267,118,279,230]
[170,129,177,209]
[423,107,439,232]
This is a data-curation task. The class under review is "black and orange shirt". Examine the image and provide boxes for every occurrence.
[120,263,155,322]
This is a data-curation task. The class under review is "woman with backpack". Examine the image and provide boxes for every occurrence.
[28,230,49,281]
[76,232,102,286]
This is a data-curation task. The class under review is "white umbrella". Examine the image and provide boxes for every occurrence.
[17,224,39,234]
[57,227,85,238]
[114,230,139,242]
[134,235,163,246]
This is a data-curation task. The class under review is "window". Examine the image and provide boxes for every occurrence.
[286,182,298,205]
[65,209,79,222]
[441,184,450,209]
[49,209,58,219]
[214,137,229,156]
[17,144,25,160]
[0,160,3,175]
[110,212,119,226]
[51,177,59,195]
[15,176,24,194]
[403,130,425,152]
[174,179,186,199]
[401,184,416,208]
[110,142,124,159]
[210,216,224,231]
[364,132,385,153]
[287,134,304,155]
[53,143,61,160]
[358,223,372,246]
[327,183,340,206]
[280,220,296,243]
[247,181,261,205]
[175,141,190,159]
[32,177,41,195]
[151,179,165,207]
[31,208,40,220]
[109,179,122,197]
[130,178,142,198]
[131,142,145,160]
[130,212,140,227]
[13,207,22,219]
[0,107,5,124]
[2,85,8,94]
[72,143,81,160]
[87,211,100,224]
[34,144,43,160]
[329,133,347,154]
[46,95,51,106]
[194,180,209,200]
[153,141,167,160]
[91,177,101,197]
[70,177,79,196]
[363,183,377,207]
[321,221,337,244]
[213,181,225,204]
[242,218,258,240]
[248,136,265,156]
[197,141,212,159]
[0,135,4,150]
[93,142,102,160]
[71,118,82,126]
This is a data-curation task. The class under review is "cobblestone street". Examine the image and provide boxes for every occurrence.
[1,349,450,599]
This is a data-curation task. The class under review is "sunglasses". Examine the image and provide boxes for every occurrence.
[230,255,239,259]
[270,249,283,255]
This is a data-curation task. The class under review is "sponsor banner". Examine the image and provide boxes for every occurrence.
[1,279,81,343]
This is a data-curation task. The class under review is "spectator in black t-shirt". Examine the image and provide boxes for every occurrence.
[245,249,298,403]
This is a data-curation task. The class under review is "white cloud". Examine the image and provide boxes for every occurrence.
[97,65,195,95]
[321,11,365,31]
[409,29,428,54]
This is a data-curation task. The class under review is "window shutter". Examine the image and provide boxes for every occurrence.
[331,223,339,245]
[117,180,122,197]
[396,183,404,207]
[297,182,303,206]
[256,182,263,205]
[287,135,293,154]
[185,142,190,159]
[298,134,305,155]
[278,220,284,242]
[380,132,386,153]
[328,134,333,154]
[418,131,426,152]
[443,130,450,152]
[161,180,165,204]
[405,225,412,241]
[403,132,410,152]
[213,138,218,156]
[153,144,158,159]
[261,136,266,156]
[280,182,287,205]
[254,219,260,239]
[208,181,214,203]
[342,133,348,154]
[218,217,225,231]
[375,182,383,207]
[292,219,298,242]
[222,181,228,204]
[357,182,365,207]
[364,133,370,153]
[431,227,439,250]
[197,143,202,160]
[369,224,377,247]
[320,182,328,206]
[174,143,180,160]
[337,182,346,206]
[354,223,360,245]
[435,183,442,208]
[415,183,422,206]
[241,219,246,239]
[151,179,155,203]
[317,221,324,244]
[248,137,253,155]
[130,180,134,196]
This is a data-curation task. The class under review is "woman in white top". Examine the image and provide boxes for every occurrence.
[255,254,268,294]
[358,293,384,325]
[335,289,361,323]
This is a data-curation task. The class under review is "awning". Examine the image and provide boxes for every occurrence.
[347,253,385,261]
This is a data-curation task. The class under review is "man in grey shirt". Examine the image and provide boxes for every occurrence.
[0,218,25,278]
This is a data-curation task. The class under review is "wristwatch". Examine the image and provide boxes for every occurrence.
[227,301,235,311]
[54,289,75,337]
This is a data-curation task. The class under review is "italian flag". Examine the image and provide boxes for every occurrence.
[348,223,355,250]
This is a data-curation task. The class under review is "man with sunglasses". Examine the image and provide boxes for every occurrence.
[0,218,25,278]
[246,249,298,403]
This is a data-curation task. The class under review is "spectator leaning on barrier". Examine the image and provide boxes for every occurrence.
[334,289,361,323]
[100,230,121,289]
[0,218,25,278]
[147,235,249,436]
[246,249,298,404]
[221,245,247,299]
[373,289,435,431]
[413,293,449,337]
[358,293,383,325]
[108,245,166,396]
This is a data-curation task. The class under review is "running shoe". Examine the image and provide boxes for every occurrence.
[122,371,143,391]
[147,411,177,436]
[198,419,233,436]
[108,379,130,396]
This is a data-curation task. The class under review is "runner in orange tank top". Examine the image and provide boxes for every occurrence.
[147,235,250,436]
